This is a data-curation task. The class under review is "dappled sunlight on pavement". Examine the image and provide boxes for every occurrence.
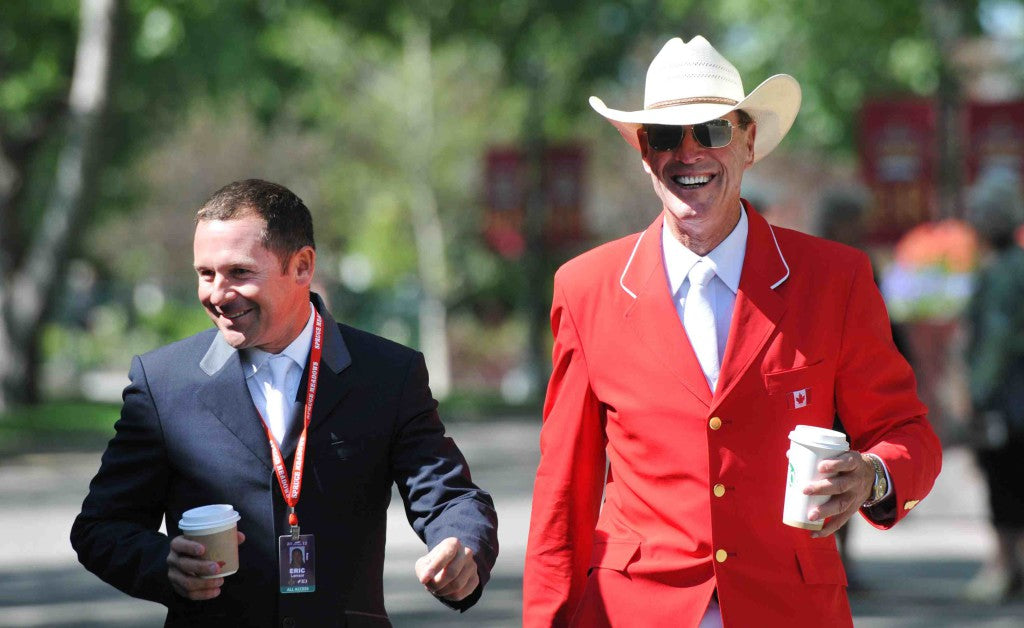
[1,421,1022,626]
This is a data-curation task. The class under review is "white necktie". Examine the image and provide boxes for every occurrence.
[684,260,720,391]
[264,355,296,447]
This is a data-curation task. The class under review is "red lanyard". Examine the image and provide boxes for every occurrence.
[257,309,324,536]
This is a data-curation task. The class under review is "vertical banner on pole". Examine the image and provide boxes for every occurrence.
[484,148,526,259]
[543,145,586,246]
[859,100,937,244]
[484,144,587,256]
[965,101,1024,184]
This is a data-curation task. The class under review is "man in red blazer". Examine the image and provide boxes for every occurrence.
[523,36,941,627]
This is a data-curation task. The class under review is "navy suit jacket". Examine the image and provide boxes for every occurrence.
[71,295,498,627]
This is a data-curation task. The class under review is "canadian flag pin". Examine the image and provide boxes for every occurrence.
[790,388,810,409]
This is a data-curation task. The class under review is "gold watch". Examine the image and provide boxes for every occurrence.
[863,454,887,506]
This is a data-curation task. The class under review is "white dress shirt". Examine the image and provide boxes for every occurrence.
[241,303,315,447]
[662,206,748,389]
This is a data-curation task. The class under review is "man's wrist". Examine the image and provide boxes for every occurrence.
[861,453,889,507]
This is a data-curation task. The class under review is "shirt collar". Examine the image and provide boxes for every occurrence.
[662,203,748,297]
[241,302,316,379]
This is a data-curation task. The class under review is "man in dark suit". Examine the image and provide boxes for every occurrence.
[71,179,498,627]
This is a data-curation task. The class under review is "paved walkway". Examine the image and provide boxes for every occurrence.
[1,419,1022,626]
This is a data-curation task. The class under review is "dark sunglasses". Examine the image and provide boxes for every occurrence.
[643,119,736,151]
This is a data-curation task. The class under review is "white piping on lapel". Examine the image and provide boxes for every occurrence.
[767,223,790,289]
[619,230,646,299]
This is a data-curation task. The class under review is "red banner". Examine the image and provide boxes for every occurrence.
[483,148,526,258]
[543,145,586,246]
[483,145,587,257]
[965,101,1024,184]
[859,100,937,244]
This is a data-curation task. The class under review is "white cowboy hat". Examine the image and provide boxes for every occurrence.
[590,36,802,163]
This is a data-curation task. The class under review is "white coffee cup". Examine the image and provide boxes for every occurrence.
[782,425,849,530]
[179,504,241,578]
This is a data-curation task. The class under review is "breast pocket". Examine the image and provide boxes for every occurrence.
[322,432,390,464]
[312,434,391,517]
[764,361,834,427]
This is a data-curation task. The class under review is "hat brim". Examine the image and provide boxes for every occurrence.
[590,74,801,163]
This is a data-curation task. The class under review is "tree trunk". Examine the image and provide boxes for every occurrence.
[0,0,118,413]
[402,19,452,399]
[927,0,965,219]
[520,62,551,405]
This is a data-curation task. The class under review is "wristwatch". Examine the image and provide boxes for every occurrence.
[862,454,888,506]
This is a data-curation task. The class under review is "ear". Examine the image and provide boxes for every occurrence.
[291,246,316,286]
[638,127,654,175]
[744,123,757,168]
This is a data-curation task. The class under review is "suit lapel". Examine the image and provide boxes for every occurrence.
[713,204,788,406]
[622,215,713,407]
[198,333,273,470]
[195,294,355,465]
[291,295,353,456]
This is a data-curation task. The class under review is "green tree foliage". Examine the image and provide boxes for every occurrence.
[1,0,1007,410]
[0,1,80,262]
[1,0,118,410]
[703,0,982,152]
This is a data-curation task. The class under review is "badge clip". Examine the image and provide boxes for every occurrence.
[288,506,300,540]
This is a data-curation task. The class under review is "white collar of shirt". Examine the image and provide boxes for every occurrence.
[662,203,748,298]
[240,302,316,380]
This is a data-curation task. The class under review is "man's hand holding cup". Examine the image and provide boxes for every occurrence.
[802,451,876,538]
[167,531,246,600]
[782,425,876,538]
[169,504,244,600]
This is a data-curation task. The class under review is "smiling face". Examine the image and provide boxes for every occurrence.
[640,111,756,255]
[193,214,315,354]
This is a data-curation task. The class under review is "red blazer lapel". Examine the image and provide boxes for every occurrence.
[715,203,789,404]
[621,214,713,407]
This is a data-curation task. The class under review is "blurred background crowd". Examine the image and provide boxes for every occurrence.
[2,0,1024,623]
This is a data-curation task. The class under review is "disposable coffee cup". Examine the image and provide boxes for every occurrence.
[783,425,849,530]
[179,504,241,578]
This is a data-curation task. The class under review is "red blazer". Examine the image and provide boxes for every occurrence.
[523,204,941,627]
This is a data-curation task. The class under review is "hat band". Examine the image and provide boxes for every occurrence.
[647,96,739,110]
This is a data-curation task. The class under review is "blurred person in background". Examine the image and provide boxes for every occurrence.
[814,187,870,589]
[523,36,941,627]
[963,167,1024,603]
[71,179,498,627]
[815,188,870,256]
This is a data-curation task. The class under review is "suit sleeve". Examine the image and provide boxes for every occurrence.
[70,356,176,606]
[389,352,498,611]
[522,274,607,628]
[835,254,942,527]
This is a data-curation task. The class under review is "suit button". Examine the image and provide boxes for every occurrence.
[715,549,728,563]
[283,618,296,628]
[713,483,726,497]
[709,417,723,430]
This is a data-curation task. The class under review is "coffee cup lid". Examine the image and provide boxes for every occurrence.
[788,425,849,450]
[179,504,240,532]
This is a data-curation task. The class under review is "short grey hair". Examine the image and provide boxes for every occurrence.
[966,167,1024,250]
